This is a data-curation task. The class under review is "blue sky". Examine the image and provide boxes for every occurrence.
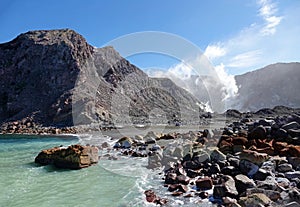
[0,0,299,75]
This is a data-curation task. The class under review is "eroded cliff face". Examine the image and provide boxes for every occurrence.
[0,29,202,127]
[0,29,93,125]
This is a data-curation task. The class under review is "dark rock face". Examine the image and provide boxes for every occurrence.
[0,29,92,126]
[35,144,98,169]
[0,29,202,128]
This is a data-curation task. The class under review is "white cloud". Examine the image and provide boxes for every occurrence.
[227,50,262,68]
[147,0,300,111]
[258,0,283,35]
[204,45,226,61]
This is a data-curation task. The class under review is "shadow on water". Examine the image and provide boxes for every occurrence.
[26,162,74,173]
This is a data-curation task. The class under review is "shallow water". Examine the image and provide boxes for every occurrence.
[0,134,152,207]
[0,124,221,207]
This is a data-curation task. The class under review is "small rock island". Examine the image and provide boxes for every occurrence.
[35,144,99,169]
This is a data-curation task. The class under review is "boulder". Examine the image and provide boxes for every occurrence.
[288,157,300,170]
[239,193,272,207]
[246,188,281,201]
[210,149,226,162]
[253,168,272,181]
[234,174,256,194]
[144,190,167,205]
[285,171,300,180]
[239,159,259,177]
[282,121,300,131]
[239,150,269,165]
[256,176,278,190]
[277,163,293,172]
[273,128,289,140]
[285,202,300,207]
[288,129,300,137]
[213,175,238,198]
[114,137,133,148]
[196,177,213,190]
[248,126,266,140]
[35,144,99,169]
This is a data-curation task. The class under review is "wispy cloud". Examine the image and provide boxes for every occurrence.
[227,50,262,68]
[258,0,283,35]
[202,0,298,75]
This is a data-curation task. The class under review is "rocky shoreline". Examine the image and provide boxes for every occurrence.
[1,106,300,206]
[107,112,300,206]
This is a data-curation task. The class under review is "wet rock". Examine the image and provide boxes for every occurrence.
[239,159,259,177]
[114,137,133,148]
[196,177,213,190]
[144,189,157,202]
[198,191,209,199]
[277,163,293,172]
[165,172,177,184]
[168,184,188,193]
[248,126,266,140]
[101,142,110,148]
[234,174,256,195]
[176,175,190,185]
[171,191,183,196]
[144,189,167,205]
[35,144,99,169]
[144,131,158,144]
[172,146,183,159]
[147,152,163,169]
[150,144,161,152]
[159,134,175,140]
[239,193,272,207]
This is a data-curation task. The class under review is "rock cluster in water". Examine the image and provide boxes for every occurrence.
[35,144,99,169]
[110,113,300,206]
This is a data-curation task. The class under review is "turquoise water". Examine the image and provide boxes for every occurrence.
[0,135,150,207]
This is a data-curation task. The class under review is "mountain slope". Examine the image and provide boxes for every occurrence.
[233,62,300,111]
[0,29,202,127]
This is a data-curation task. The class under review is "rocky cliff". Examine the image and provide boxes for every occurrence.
[0,29,202,127]
[233,63,300,111]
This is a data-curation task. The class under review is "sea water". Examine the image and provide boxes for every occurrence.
[0,125,220,207]
[0,134,156,207]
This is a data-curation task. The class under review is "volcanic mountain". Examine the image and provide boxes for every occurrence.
[0,29,203,127]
